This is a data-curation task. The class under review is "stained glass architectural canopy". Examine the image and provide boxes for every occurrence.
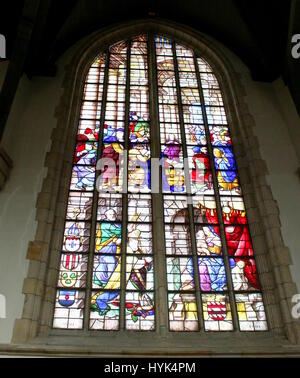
[52,34,268,332]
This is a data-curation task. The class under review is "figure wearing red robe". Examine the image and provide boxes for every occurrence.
[224,210,259,289]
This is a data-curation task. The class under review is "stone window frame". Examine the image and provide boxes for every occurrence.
[11,19,300,356]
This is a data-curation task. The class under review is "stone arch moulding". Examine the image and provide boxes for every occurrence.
[9,19,300,356]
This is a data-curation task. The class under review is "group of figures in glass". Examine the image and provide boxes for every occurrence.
[53,35,267,332]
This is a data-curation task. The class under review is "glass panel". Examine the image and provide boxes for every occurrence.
[66,192,93,220]
[58,254,88,289]
[184,124,206,145]
[202,293,233,331]
[160,123,181,144]
[167,257,195,291]
[200,73,219,89]
[206,106,227,124]
[163,195,188,223]
[158,86,177,104]
[125,291,155,330]
[95,222,122,254]
[92,255,121,290]
[90,290,120,330]
[53,290,85,329]
[126,255,154,291]
[97,143,125,192]
[230,258,259,291]
[209,125,232,146]
[103,120,125,143]
[168,292,199,331]
[62,221,91,253]
[97,193,123,221]
[77,119,100,140]
[224,225,254,257]
[127,223,152,255]
[197,58,212,72]
[235,293,268,331]
[128,194,152,222]
[198,257,227,291]
[161,144,185,193]
[128,144,151,193]
[165,224,192,255]
[80,101,101,119]
[195,225,222,256]
[155,35,173,56]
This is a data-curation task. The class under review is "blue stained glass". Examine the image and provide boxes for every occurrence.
[91,290,120,316]
[213,146,237,170]
[198,257,227,291]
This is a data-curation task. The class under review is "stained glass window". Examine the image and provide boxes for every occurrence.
[52,34,268,333]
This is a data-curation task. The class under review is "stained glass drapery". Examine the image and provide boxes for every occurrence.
[52,34,268,332]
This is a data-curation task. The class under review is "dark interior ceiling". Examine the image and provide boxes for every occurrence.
[1,0,300,113]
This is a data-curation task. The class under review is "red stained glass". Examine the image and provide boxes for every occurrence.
[230,257,260,291]
[225,225,254,257]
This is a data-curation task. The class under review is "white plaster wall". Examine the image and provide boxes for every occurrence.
[0,33,300,345]
[0,57,67,343]
[245,79,300,291]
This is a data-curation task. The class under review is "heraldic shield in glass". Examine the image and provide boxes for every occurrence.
[52,34,268,332]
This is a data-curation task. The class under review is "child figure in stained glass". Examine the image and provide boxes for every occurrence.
[231,259,250,290]
[196,225,222,256]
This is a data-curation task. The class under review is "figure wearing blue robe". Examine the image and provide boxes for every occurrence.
[213,141,239,190]
[73,149,97,189]
[103,123,124,143]
[200,258,227,291]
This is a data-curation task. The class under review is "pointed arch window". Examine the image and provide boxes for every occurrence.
[52,34,268,332]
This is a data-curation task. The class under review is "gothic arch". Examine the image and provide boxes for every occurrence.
[11,19,300,356]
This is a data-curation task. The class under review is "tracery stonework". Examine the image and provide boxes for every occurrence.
[11,20,300,355]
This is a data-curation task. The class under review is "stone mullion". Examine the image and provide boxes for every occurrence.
[83,51,110,330]
[172,42,203,330]
[193,54,239,330]
[149,33,168,334]
[119,39,131,331]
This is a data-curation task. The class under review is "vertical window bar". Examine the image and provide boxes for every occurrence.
[171,41,203,330]
[83,50,110,330]
[119,39,131,331]
[125,35,155,331]
[149,32,167,333]
[193,54,239,330]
